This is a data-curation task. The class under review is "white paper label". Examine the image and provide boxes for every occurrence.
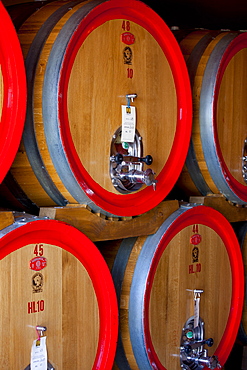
[31,336,47,370]
[121,105,136,143]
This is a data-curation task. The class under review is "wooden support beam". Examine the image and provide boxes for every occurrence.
[0,211,15,230]
[189,195,247,222]
[39,200,179,241]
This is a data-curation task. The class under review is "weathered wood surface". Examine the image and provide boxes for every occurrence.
[39,200,179,241]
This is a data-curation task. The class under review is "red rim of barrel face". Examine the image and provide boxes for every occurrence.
[0,219,118,369]
[143,206,244,369]
[214,32,247,202]
[58,0,192,216]
[0,3,26,183]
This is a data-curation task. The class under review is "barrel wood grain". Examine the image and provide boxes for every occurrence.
[0,243,99,369]
[149,224,231,369]
[175,29,247,207]
[11,1,85,206]
[67,19,177,193]
[102,205,243,370]
[217,47,247,186]
[0,217,118,369]
[5,0,191,217]
[178,31,228,196]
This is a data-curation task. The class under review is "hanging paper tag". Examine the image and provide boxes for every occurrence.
[194,297,200,328]
[121,105,136,143]
[30,336,47,370]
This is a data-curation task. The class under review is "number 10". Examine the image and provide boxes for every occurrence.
[127,68,133,79]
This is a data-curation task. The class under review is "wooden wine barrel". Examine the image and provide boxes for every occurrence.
[7,1,50,31]
[99,205,244,370]
[0,2,26,183]
[0,212,118,369]
[5,0,192,217]
[233,221,247,345]
[176,29,247,205]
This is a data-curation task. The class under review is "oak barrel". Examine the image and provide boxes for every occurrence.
[100,205,244,370]
[4,0,192,217]
[0,2,26,183]
[0,213,118,369]
[176,30,247,205]
[233,221,247,346]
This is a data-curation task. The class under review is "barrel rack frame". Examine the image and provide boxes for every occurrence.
[0,194,246,241]
[35,194,247,242]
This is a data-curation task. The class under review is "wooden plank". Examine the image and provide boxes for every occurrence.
[39,200,179,241]
[0,211,15,230]
[189,194,247,222]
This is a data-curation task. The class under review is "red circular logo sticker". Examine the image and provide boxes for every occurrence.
[190,234,202,245]
[121,32,135,45]
[30,257,47,271]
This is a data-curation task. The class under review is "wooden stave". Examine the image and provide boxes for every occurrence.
[176,30,232,198]
[0,214,118,369]
[176,30,221,197]
[0,1,86,214]
[176,29,247,205]
[6,1,87,213]
[97,237,138,370]
[99,204,244,370]
[7,1,50,31]
[21,0,88,207]
[6,0,192,217]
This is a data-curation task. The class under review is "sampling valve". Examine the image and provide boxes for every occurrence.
[180,290,221,369]
[109,93,157,192]
[110,152,157,190]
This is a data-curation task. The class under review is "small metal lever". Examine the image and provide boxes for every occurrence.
[110,127,157,193]
[184,337,214,353]
[112,153,153,165]
[36,326,47,331]
[117,168,157,187]
[184,354,221,369]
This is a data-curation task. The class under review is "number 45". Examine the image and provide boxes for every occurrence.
[33,244,44,256]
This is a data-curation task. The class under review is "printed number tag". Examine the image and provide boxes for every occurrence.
[121,105,136,143]
[31,336,47,370]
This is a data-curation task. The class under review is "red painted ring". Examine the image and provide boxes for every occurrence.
[0,2,26,183]
[213,32,247,202]
[142,206,244,369]
[0,219,118,369]
[59,0,192,216]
